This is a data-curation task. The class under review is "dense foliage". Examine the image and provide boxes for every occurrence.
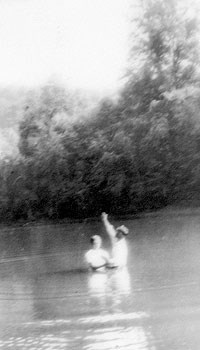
[1,0,200,221]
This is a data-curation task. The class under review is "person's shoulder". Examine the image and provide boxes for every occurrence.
[100,248,109,257]
[117,237,127,245]
[85,249,93,258]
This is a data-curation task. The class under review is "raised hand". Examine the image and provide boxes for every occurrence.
[101,212,108,221]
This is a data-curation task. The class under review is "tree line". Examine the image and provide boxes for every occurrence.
[1,0,200,221]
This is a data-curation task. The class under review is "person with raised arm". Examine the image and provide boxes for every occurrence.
[101,212,129,268]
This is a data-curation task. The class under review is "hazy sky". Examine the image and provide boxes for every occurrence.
[0,0,130,93]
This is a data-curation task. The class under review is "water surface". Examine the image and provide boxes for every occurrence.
[0,212,200,349]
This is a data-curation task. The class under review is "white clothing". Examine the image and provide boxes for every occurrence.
[103,221,128,267]
[85,248,109,269]
[112,237,128,267]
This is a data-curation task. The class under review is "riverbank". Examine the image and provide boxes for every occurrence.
[0,204,200,229]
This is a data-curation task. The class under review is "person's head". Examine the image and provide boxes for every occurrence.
[90,235,102,249]
[116,225,129,240]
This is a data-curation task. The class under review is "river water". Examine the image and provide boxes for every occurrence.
[0,211,200,349]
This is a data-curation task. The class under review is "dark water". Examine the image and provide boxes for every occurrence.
[1,212,200,349]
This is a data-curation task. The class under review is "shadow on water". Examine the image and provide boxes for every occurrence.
[1,214,200,348]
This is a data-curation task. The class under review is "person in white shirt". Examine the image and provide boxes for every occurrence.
[101,212,129,268]
[85,234,110,271]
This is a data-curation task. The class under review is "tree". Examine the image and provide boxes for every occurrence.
[123,0,200,114]
[117,0,200,207]
[18,83,70,157]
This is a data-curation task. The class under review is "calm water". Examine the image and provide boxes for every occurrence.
[0,211,200,349]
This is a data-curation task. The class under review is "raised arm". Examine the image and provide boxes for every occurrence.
[101,212,116,243]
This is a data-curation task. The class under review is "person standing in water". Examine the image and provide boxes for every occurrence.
[85,234,110,271]
[101,212,129,268]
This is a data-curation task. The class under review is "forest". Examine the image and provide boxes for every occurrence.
[1,0,200,221]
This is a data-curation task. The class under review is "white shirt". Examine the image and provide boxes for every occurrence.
[85,248,109,269]
[103,222,128,267]
[112,237,128,267]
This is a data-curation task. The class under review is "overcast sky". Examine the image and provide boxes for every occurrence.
[0,0,130,93]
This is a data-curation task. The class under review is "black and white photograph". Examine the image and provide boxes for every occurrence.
[0,0,200,349]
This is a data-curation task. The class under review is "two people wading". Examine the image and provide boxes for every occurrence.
[85,212,129,271]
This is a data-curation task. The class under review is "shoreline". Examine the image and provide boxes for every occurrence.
[0,204,200,229]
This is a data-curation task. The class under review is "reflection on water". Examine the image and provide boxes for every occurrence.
[0,326,150,350]
[88,272,108,294]
[84,326,150,350]
[82,266,149,350]
[0,335,69,350]
[88,268,131,295]
[108,267,131,294]
[1,214,200,348]
[79,311,148,324]
[88,268,131,313]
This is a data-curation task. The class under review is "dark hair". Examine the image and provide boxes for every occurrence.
[90,235,102,246]
[90,237,95,244]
